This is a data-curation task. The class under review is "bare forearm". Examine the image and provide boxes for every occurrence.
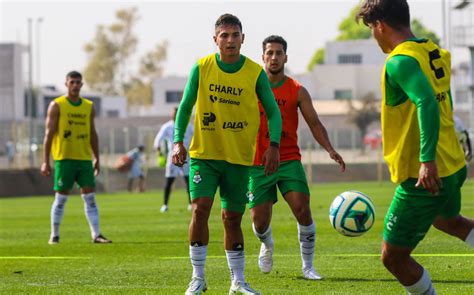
[43,132,53,163]
[311,124,335,153]
[91,132,99,161]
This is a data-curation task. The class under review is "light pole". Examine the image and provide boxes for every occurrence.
[27,18,34,167]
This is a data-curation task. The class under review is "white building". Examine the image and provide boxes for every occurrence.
[40,87,128,119]
[0,43,25,121]
[297,39,385,100]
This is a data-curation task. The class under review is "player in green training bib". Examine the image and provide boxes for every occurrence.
[357,1,474,294]
[41,71,111,245]
[172,14,282,295]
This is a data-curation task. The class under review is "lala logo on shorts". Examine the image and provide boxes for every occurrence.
[193,171,202,184]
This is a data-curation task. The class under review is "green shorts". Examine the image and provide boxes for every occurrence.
[188,158,249,213]
[248,160,310,209]
[54,160,96,191]
[384,166,467,248]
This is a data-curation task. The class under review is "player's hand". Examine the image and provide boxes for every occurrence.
[415,161,441,195]
[172,142,187,167]
[93,159,100,176]
[329,149,346,172]
[262,146,279,176]
[40,162,51,176]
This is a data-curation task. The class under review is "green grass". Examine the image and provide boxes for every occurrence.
[1,181,473,294]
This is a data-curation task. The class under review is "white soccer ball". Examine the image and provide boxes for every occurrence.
[329,191,375,237]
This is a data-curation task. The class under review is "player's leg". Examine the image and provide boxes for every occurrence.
[138,174,145,192]
[77,160,111,243]
[279,160,320,280]
[161,177,175,212]
[432,166,474,247]
[185,159,219,294]
[222,162,260,294]
[127,177,134,192]
[382,178,448,294]
[248,165,277,274]
[49,160,74,244]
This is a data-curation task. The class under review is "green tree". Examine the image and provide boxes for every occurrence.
[307,6,440,71]
[347,93,380,154]
[125,41,169,105]
[84,7,167,105]
[83,26,118,95]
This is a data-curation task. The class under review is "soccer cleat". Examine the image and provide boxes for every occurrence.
[160,204,169,213]
[303,267,323,280]
[258,243,273,273]
[229,281,260,295]
[92,234,112,244]
[48,236,59,245]
[185,277,207,295]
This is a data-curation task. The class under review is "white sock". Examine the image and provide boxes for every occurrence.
[226,249,245,283]
[298,222,316,270]
[405,268,437,295]
[252,223,274,248]
[50,193,68,237]
[81,193,100,238]
[465,229,474,248]
[190,245,207,278]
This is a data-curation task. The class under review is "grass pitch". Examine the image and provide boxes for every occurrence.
[0,181,473,294]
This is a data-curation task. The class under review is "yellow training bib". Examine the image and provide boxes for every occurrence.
[51,96,93,161]
[189,54,261,165]
[381,40,465,183]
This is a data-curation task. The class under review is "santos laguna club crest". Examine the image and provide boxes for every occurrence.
[246,191,254,202]
[193,171,202,184]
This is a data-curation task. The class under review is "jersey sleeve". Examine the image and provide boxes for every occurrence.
[256,70,282,145]
[174,63,199,143]
[386,55,440,162]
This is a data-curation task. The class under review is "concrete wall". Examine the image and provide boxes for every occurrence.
[1,164,472,197]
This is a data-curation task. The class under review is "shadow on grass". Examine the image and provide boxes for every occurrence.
[295,277,473,285]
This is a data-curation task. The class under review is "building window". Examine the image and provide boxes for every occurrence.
[165,91,183,103]
[334,89,353,100]
[106,110,120,118]
[338,54,362,64]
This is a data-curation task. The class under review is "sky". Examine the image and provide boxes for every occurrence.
[0,0,470,91]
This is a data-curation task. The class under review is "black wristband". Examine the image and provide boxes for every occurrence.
[270,141,279,148]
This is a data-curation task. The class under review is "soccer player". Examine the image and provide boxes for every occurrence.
[126,145,146,193]
[41,71,111,245]
[357,1,474,294]
[249,35,345,280]
[172,14,282,295]
[153,107,194,212]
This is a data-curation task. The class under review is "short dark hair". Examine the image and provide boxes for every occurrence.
[356,0,410,30]
[215,13,242,32]
[66,71,82,80]
[262,35,287,53]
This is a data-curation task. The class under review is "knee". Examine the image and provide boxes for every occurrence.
[222,211,242,229]
[294,205,312,224]
[192,201,212,221]
[253,221,269,234]
[381,250,406,271]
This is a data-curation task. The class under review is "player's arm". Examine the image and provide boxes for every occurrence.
[387,55,441,193]
[299,86,345,172]
[41,101,59,176]
[90,107,100,176]
[256,70,282,175]
[173,63,199,167]
[464,130,472,162]
[154,125,166,153]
